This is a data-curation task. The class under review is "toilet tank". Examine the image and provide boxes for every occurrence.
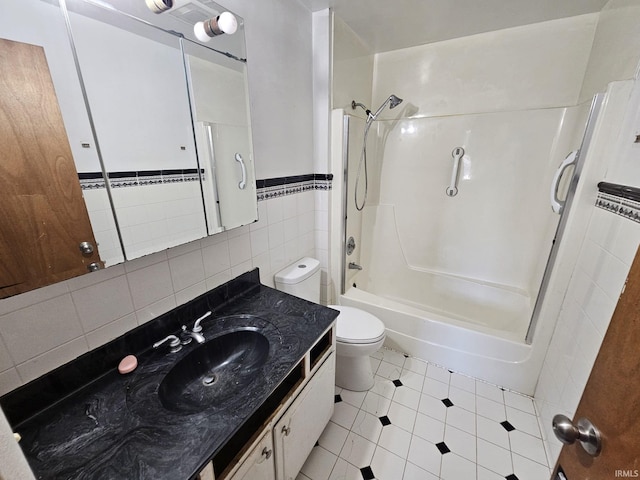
[274,257,321,303]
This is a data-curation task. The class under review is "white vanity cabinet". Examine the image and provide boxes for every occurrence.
[199,425,274,480]
[273,353,335,480]
[202,325,336,480]
[227,430,275,480]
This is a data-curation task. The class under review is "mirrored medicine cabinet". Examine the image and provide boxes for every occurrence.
[0,0,257,298]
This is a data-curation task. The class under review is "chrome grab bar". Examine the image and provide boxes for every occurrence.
[550,150,578,214]
[446,147,464,197]
[235,152,247,190]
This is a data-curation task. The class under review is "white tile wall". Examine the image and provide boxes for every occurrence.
[534,207,640,465]
[82,189,123,267]
[0,190,324,396]
[112,182,208,260]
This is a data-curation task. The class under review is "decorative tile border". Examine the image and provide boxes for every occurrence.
[79,169,204,190]
[79,171,334,199]
[256,174,333,201]
[596,182,640,223]
[78,172,106,190]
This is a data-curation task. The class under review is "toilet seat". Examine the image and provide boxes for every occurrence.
[329,305,386,345]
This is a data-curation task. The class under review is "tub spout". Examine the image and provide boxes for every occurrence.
[348,262,363,270]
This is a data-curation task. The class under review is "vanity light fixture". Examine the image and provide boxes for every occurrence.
[145,0,173,13]
[194,12,238,42]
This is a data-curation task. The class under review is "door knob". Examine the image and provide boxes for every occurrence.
[87,262,102,272]
[79,242,94,255]
[552,414,602,456]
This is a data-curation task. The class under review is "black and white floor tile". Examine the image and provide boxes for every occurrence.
[298,348,550,480]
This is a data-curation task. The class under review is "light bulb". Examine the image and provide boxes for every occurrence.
[193,21,211,42]
[145,0,172,14]
[217,12,238,35]
[193,12,238,42]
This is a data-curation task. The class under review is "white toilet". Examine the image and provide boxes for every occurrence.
[274,257,386,391]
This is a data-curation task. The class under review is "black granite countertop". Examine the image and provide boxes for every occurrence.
[0,269,338,480]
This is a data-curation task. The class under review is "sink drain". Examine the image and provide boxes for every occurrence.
[202,374,218,386]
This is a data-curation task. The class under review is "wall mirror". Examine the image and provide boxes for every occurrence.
[0,0,257,298]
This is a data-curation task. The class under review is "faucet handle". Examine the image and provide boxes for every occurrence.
[192,311,212,333]
[179,325,193,345]
[153,334,181,353]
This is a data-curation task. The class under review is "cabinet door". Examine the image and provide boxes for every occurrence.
[227,429,275,480]
[274,354,335,480]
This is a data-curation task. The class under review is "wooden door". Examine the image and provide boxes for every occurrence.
[0,38,102,298]
[553,246,640,478]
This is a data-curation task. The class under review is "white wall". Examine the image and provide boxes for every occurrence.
[313,9,332,174]
[579,0,640,102]
[332,16,374,115]
[0,410,34,480]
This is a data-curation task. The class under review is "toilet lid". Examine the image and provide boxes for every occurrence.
[329,305,385,344]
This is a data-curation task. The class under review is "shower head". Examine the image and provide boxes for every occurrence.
[351,95,403,122]
[370,94,404,120]
[389,94,403,109]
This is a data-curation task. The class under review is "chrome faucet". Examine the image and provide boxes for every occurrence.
[153,335,182,353]
[192,311,212,333]
[180,325,205,345]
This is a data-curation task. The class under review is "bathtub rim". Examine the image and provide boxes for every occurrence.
[340,287,540,394]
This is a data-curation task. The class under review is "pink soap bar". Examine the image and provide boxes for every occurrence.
[118,355,138,374]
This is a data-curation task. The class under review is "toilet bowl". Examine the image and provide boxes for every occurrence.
[274,257,386,392]
[329,305,385,391]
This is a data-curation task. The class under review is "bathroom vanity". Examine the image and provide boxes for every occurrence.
[0,270,338,479]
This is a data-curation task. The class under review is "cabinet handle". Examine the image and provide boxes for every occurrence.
[261,447,272,459]
[281,425,291,436]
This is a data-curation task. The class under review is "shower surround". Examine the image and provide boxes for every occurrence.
[331,13,604,394]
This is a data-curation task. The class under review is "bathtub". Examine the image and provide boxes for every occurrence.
[340,284,539,394]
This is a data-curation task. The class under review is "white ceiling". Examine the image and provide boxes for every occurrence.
[303,0,609,53]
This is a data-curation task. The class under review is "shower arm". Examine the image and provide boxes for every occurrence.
[352,95,403,123]
[351,101,372,119]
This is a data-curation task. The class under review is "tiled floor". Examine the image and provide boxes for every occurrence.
[298,348,550,480]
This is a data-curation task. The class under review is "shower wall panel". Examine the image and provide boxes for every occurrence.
[364,109,569,296]
[371,14,597,119]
